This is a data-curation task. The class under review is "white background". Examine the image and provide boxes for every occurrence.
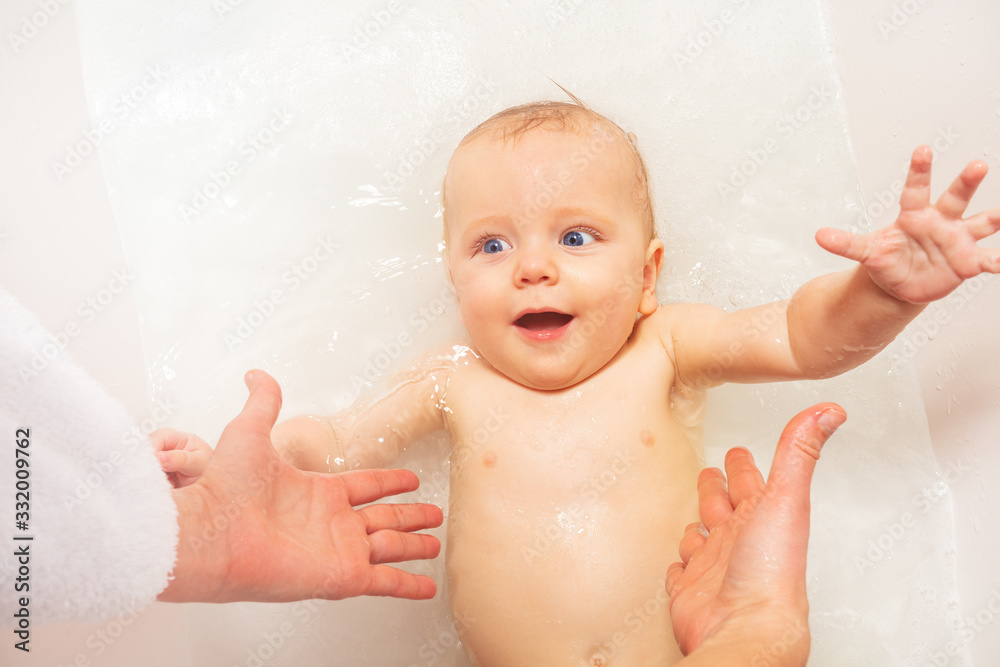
[1,0,998,664]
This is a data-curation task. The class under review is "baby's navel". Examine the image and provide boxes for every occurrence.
[482,450,497,468]
[589,651,608,666]
[640,429,655,447]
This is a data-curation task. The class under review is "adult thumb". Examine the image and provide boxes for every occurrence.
[240,369,283,430]
[217,370,283,447]
[767,402,846,499]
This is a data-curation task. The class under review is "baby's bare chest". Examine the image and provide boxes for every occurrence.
[441,358,703,666]
[442,353,704,512]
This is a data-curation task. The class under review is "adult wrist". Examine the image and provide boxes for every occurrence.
[157,485,230,602]
[684,610,810,667]
[674,604,811,667]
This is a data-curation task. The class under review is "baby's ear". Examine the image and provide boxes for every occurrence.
[639,239,664,315]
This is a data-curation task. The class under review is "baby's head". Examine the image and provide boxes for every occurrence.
[443,100,663,390]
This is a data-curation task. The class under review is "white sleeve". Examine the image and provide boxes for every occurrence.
[0,288,178,626]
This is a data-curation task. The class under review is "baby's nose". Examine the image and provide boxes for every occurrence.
[514,247,559,286]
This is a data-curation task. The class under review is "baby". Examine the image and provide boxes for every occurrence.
[162,101,999,665]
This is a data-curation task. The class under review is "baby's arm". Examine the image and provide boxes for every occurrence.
[667,146,1000,388]
[272,350,455,473]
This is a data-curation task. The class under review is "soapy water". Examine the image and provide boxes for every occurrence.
[74,0,971,664]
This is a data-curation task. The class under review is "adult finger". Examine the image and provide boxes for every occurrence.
[935,160,989,220]
[340,468,421,506]
[364,566,438,599]
[724,447,765,508]
[367,529,442,564]
[766,403,845,497]
[899,145,933,212]
[359,502,444,534]
[665,561,685,598]
[678,522,708,564]
[697,467,733,530]
[815,227,869,263]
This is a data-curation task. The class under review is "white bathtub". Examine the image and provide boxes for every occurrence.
[1,0,998,664]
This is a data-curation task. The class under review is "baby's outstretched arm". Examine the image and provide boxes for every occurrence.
[792,146,999,376]
[272,350,456,473]
[667,146,999,387]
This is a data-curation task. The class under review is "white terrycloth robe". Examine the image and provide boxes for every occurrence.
[0,288,177,625]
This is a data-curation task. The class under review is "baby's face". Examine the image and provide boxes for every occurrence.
[444,126,661,390]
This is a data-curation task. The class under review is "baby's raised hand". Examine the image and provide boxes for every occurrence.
[151,428,213,488]
[816,146,1000,304]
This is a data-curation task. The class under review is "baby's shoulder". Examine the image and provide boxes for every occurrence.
[404,341,479,377]
[635,302,699,342]
[379,341,470,393]
[641,302,729,340]
[633,302,731,364]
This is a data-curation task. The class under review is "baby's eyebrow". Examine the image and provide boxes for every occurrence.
[466,214,510,231]
[461,208,616,236]
[552,207,617,228]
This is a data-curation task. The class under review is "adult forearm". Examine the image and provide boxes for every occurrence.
[786,265,924,378]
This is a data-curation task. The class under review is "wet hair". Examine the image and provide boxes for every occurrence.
[442,93,656,243]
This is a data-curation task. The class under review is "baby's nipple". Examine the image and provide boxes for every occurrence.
[640,429,655,447]
[482,450,497,468]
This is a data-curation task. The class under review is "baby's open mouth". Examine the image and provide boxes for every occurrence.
[514,311,574,331]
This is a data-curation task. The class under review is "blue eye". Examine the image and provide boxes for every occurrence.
[561,230,595,247]
[482,238,511,254]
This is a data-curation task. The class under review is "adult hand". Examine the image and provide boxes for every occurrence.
[666,403,846,667]
[158,370,443,603]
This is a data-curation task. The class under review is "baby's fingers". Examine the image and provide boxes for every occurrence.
[149,427,188,453]
[977,247,1000,274]
[965,206,1000,241]
[935,160,989,220]
[899,145,933,212]
[815,227,869,263]
[157,448,210,477]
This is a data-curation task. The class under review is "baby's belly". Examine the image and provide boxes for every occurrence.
[445,440,698,666]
